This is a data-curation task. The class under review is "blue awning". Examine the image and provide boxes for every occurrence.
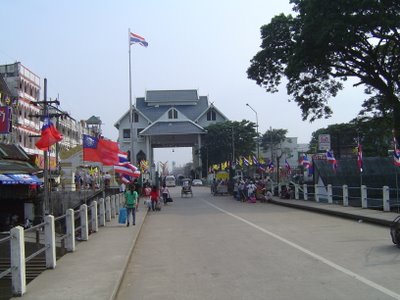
[0,174,43,185]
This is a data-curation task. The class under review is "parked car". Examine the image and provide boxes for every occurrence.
[192,179,203,186]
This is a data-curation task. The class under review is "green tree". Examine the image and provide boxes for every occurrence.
[201,120,257,173]
[260,128,288,152]
[309,119,392,157]
[261,128,290,184]
[247,0,400,140]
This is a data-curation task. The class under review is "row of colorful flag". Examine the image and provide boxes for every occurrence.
[209,155,287,174]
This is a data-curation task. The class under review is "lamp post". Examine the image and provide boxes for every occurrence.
[246,103,260,158]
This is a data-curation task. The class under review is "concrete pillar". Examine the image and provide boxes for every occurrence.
[343,185,349,207]
[314,184,319,202]
[10,226,26,296]
[65,209,75,252]
[327,184,333,204]
[116,196,120,215]
[383,186,390,212]
[80,204,89,241]
[105,196,111,222]
[44,215,56,269]
[361,185,368,208]
[91,201,98,232]
[99,198,105,227]
[294,184,299,200]
[111,195,116,218]
[303,184,308,200]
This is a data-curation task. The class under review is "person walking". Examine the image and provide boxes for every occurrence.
[150,185,160,211]
[125,185,138,226]
[161,184,170,205]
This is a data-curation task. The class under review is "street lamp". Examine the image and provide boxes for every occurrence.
[246,103,260,158]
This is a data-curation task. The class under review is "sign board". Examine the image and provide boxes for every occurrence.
[0,106,11,134]
[318,134,331,151]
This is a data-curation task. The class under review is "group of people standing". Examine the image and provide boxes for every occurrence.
[122,182,171,227]
[233,178,273,202]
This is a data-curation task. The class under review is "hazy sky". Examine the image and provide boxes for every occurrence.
[1,0,366,167]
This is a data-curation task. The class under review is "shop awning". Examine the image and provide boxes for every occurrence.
[0,173,42,185]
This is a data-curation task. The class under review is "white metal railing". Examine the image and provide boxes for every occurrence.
[289,184,399,213]
[0,193,125,297]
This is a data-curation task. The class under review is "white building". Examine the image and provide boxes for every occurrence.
[114,89,228,178]
[0,62,91,171]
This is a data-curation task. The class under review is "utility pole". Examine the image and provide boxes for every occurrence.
[246,103,259,158]
[29,78,68,217]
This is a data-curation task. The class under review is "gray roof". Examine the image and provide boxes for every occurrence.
[140,121,206,135]
[86,116,102,125]
[136,90,209,122]
[145,90,199,103]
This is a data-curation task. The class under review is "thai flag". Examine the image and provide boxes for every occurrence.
[267,161,275,172]
[394,136,400,167]
[285,159,292,174]
[130,32,148,47]
[394,150,400,166]
[326,150,338,171]
[252,155,259,166]
[114,151,140,178]
[243,157,249,166]
[300,153,311,168]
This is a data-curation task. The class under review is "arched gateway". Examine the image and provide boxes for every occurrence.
[114,89,228,180]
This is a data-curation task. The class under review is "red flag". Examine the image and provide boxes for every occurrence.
[82,134,119,165]
[35,117,63,150]
[97,138,119,165]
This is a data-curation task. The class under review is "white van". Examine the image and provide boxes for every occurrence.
[165,175,176,187]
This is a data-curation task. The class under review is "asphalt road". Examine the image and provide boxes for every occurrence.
[116,186,400,300]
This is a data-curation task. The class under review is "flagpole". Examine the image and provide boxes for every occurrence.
[128,28,135,166]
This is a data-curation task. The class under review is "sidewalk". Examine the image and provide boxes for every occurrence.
[12,196,399,300]
[12,207,148,300]
[270,197,399,227]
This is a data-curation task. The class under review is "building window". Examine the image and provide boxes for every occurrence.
[168,109,178,119]
[134,112,139,123]
[207,109,216,121]
[123,129,130,138]
[137,128,144,137]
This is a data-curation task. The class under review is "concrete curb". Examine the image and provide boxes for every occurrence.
[269,198,394,227]
[110,208,148,300]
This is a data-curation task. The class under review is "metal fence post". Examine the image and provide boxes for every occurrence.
[80,204,89,241]
[10,226,26,296]
[294,184,299,200]
[327,184,333,204]
[99,198,105,227]
[65,208,75,252]
[44,215,56,269]
[343,185,349,207]
[303,184,308,200]
[361,185,368,208]
[91,200,98,232]
[383,186,390,212]
[105,196,111,222]
[314,184,319,202]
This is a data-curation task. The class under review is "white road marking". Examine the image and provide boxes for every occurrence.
[204,200,400,300]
